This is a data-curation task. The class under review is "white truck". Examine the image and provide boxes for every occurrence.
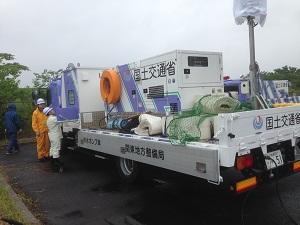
[33,49,300,194]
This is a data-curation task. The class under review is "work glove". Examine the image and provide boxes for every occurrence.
[36,132,40,136]
[19,129,22,132]
[5,129,6,133]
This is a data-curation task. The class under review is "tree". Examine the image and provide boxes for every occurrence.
[0,53,29,102]
[0,53,32,140]
[32,69,63,88]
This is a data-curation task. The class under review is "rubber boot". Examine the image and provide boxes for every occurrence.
[52,158,64,172]
[49,156,54,165]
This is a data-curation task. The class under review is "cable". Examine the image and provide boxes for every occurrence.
[242,155,299,225]
[241,159,262,225]
[265,156,299,225]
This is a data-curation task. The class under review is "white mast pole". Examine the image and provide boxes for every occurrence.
[247,16,259,110]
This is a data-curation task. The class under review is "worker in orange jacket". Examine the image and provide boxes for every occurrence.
[32,98,50,162]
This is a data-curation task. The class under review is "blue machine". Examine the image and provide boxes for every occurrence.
[224,79,250,103]
[224,78,300,104]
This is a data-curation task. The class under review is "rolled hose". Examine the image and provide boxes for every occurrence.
[100,70,121,104]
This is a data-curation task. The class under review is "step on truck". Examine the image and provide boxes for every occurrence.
[32,49,300,194]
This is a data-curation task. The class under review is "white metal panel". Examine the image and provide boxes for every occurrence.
[216,106,300,166]
[221,107,300,143]
[78,130,220,182]
[77,68,106,113]
[140,50,177,67]
[180,52,223,86]
[240,81,250,94]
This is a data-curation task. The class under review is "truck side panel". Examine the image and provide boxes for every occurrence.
[78,130,220,182]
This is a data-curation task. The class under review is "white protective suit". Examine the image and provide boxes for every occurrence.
[47,115,63,159]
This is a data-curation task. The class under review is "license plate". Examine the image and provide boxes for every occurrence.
[265,150,284,169]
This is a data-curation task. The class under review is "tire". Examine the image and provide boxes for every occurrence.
[115,157,142,183]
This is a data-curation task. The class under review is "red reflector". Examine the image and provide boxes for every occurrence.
[245,154,253,168]
[236,177,257,193]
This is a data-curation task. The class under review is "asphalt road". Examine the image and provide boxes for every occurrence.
[0,142,300,225]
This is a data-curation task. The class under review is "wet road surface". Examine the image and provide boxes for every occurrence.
[0,143,300,225]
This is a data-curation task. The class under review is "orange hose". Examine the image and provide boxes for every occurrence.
[100,70,121,104]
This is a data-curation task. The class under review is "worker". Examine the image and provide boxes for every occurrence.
[43,107,64,171]
[4,103,22,155]
[32,98,50,162]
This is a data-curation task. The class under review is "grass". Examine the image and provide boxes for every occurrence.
[0,176,29,225]
[0,137,36,148]
[0,138,39,225]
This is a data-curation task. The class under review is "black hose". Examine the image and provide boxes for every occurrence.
[241,159,262,225]
[267,157,299,225]
[1,218,24,225]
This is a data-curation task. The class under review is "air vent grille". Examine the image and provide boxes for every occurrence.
[147,85,164,99]
[170,103,178,114]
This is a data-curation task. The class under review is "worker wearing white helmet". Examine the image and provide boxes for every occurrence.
[43,107,63,171]
[32,98,50,162]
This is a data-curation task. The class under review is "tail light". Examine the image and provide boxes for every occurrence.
[236,154,253,171]
[293,161,300,172]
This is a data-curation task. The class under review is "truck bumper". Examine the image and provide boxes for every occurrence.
[230,159,300,194]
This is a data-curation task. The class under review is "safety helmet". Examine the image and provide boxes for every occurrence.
[36,98,45,105]
[43,107,53,115]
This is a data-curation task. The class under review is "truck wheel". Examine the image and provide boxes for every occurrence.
[116,157,142,183]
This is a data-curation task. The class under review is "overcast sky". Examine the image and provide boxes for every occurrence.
[1,0,300,87]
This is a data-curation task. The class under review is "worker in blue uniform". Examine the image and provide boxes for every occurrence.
[4,103,22,154]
